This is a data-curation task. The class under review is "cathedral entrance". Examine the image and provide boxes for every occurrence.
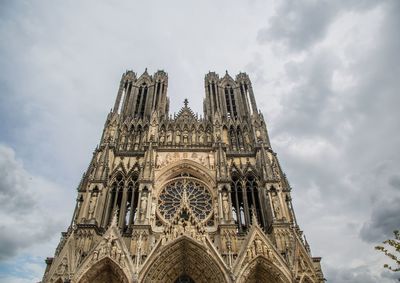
[141,236,228,283]
[175,274,196,283]
[238,256,290,283]
[77,258,129,283]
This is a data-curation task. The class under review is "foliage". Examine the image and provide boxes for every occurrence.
[375,230,400,275]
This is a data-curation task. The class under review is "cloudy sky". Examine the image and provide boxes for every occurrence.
[0,0,399,282]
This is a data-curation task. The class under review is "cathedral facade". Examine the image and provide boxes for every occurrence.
[42,69,324,283]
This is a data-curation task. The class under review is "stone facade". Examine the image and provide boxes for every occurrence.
[42,69,324,283]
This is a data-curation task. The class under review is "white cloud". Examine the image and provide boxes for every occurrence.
[0,144,72,267]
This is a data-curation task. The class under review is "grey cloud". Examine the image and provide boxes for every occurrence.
[360,197,400,243]
[0,145,67,261]
[326,265,392,283]
[260,1,400,282]
[258,0,380,52]
[389,175,400,189]
[0,145,35,212]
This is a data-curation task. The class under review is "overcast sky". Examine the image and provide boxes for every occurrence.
[0,1,399,282]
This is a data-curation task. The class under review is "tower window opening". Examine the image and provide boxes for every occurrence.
[212,82,217,112]
[230,87,237,117]
[225,87,231,117]
[135,86,142,116]
[140,85,148,118]
[123,82,132,114]
[246,175,263,227]
[154,81,161,109]
[225,86,237,118]
[231,175,247,233]
[244,83,253,115]
[117,82,128,114]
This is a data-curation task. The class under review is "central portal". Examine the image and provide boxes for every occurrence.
[175,274,196,283]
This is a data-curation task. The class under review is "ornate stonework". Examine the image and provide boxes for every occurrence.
[41,70,324,283]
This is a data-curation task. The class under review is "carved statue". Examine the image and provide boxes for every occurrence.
[140,192,148,221]
[159,130,165,143]
[244,131,250,144]
[167,130,172,143]
[191,131,196,143]
[175,130,181,144]
[108,123,116,141]
[199,131,204,143]
[272,196,281,219]
[222,191,230,220]
[256,128,262,141]
[207,131,212,142]
[88,192,98,219]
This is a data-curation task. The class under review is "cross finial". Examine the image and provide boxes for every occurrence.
[184,98,189,107]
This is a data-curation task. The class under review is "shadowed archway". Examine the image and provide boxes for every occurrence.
[141,236,229,283]
[78,257,129,283]
[238,256,291,283]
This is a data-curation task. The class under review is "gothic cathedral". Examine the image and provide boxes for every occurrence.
[42,69,324,283]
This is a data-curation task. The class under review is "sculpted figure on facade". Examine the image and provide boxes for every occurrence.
[87,191,98,219]
[139,191,148,222]
[222,190,230,221]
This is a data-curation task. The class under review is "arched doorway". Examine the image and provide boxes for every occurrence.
[141,236,229,283]
[175,274,196,283]
[239,256,291,283]
[78,257,129,283]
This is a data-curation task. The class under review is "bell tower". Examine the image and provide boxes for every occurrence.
[42,69,324,283]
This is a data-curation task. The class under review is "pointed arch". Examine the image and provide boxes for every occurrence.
[141,236,229,283]
[156,159,216,190]
[110,164,128,179]
[77,257,129,283]
[238,256,291,283]
[300,274,316,283]
[245,174,264,227]
[231,172,246,233]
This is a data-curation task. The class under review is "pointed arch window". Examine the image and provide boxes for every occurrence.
[106,173,124,225]
[208,81,218,112]
[225,85,237,118]
[230,173,265,232]
[135,83,148,118]
[246,174,264,226]
[231,174,246,233]
[118,81,128,114]
[123,173,139,231]
[154,81,161,110]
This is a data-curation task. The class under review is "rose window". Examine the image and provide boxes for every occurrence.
[158,178,213,222]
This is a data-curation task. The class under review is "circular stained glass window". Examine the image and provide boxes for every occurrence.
[158,178,213,222]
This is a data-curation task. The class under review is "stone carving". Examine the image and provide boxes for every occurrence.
[56,257,68,276]
[156,152,211,169]
[90,233,125,268]
[88,192,98,219]
[222,191,230,220]
[272,196,282,219]
[139,191,148,222]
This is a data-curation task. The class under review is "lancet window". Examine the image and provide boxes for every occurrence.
[230,173,264,232]
[224,85,237,118]
[135,83,148,118]
[117,81,128,114]
[154,81,161,110]
[208,81,218,112]
[104,172,140,231]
